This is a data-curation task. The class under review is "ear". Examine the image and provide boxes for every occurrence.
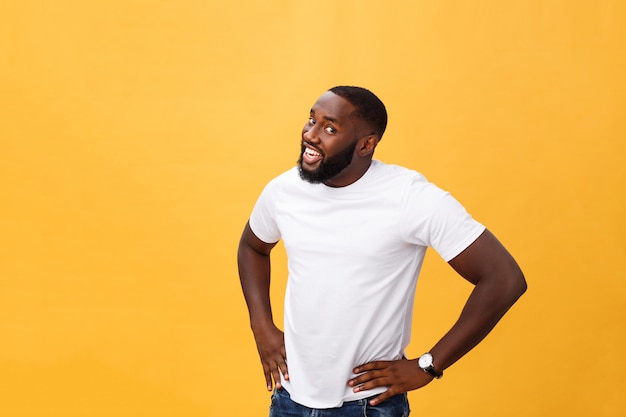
[357,134,380,157]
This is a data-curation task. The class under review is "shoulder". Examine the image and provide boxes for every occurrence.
[370,161,458,213]
[369,160,430,192]
[269,166,300,183]
[261,167,301,192]
[371,160,424,178]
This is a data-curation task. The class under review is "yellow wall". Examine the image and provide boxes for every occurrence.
[1,1,624,415]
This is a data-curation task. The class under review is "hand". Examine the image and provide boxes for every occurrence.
[252,322,289,391]
[348,359,433,405]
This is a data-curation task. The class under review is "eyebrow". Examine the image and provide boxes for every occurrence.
[310,108,340,125]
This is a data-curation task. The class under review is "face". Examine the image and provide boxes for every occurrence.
[298,92,363,185]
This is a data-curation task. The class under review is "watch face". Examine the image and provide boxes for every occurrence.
[419,353,433,368]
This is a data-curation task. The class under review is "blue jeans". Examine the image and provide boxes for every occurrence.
[268,388,410,417]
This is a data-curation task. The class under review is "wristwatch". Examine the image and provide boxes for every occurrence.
[418,352,443,379]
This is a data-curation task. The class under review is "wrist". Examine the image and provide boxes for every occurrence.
[417,352,443,379]
[250,318,277,334]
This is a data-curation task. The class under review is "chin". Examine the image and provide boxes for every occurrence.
[297,165,323,184]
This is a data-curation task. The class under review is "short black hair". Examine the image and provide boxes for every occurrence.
[329,86,388,139]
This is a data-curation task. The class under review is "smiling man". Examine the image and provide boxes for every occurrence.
[238,86,526,417]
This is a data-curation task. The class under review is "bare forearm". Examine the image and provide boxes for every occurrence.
[429,229,527,371]
[429,272,526,371]
[238,245,273,329]
[349,277,525,407]
[237,222,288,390]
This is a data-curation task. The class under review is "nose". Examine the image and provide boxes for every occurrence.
[302,124,320,143]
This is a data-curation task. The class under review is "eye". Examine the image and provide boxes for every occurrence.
[324,126,336,134]
[308,117,315,125]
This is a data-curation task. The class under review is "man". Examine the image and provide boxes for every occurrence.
[238,86,526,416]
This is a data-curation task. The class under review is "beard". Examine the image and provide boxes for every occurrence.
[297,140,358,184]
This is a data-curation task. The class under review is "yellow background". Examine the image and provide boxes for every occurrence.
[1,1,624,416]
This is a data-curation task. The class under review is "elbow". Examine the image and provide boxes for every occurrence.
[508,269,527,304]
[518,273,528,296]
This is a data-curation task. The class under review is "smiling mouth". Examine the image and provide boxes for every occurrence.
[302,145,323,165]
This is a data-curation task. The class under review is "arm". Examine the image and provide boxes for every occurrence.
[237,221,289,391]
[348,229,527,405]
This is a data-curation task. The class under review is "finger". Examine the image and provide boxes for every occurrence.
[353,360,389,373]
[350,361,395,385]
[279,347,289,380]
[263,365,273,391]
[353,374,391,394]
[278,359,289,380]
[369,390,392,406]
[349,369,380,387]
[271,366,283,389]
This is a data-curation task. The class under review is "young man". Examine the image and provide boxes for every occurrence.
[238,86,526,417]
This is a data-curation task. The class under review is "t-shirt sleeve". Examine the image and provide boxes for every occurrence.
[249,178,282,244]
[401,177,485,262]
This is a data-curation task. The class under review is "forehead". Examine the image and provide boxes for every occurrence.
[311,91,355,123]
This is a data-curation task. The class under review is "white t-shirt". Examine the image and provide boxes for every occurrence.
[249,160,485,408]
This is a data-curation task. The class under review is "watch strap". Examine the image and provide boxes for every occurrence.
[423,364,443,379]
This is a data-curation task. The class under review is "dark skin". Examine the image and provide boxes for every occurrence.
[238,223,284,391]
[237,91,527,405]
[238,92,378,391]
[300,91,379,188]
[347,228,526,405]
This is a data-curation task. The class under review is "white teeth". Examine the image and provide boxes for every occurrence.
[305,147,321,157]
